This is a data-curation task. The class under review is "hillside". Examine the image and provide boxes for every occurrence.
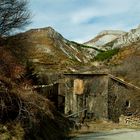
[110,41,140,87]
[4,25,140,84]
[87,32,140,87]
[4,27,101,74]
[82,24,140,88]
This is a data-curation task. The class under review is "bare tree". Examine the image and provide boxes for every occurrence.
[0,0,30,36]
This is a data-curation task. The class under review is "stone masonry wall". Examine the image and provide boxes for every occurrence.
[108,79,131,122]
[62,75,109,121]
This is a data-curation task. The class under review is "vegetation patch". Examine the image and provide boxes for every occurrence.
[94,48,119,61]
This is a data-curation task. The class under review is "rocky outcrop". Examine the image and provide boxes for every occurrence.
[113,25,140,48]
[84,30,125,50]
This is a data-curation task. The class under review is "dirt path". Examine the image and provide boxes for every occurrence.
[71,129,140,140]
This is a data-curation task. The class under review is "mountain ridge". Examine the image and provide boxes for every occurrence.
[84,25,140,51]
[84,30,126,50]
[3,25,140,75]
[5,26,101,74]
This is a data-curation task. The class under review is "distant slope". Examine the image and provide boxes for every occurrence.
[112,25,140,48]
[84,25,140,51]
[83,25,140,86]
[84,30,125,50]
[83,25,140,68]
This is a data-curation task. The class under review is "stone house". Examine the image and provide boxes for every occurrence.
[58,73,140,123]
[36,72,140,123]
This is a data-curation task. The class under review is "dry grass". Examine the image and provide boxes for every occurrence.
[0,122,24,140]
[0,77,70,140]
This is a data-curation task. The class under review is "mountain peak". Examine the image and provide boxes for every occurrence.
[25,26,63,39]
[27,26,55,33]
[37,26,56,32]
[98,30,126,36]
[45,26,55,30]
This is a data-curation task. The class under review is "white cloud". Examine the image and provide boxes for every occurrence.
[70,8,98,24]
[70,0,138,25]
[28,0,140,43]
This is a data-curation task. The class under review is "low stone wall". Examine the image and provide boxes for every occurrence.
[119,115,140,126]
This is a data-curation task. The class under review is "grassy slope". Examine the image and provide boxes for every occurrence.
[5,30,96,74]
[108,42,140,86]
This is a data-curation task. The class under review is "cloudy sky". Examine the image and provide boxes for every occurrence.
[28,0,140,43]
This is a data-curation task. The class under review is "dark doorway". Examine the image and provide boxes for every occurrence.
[125,100,130,108]
[58,95,65,113]
[35,83,59,109]
[47,83,59,109]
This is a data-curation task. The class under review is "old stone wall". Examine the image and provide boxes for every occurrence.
[35,72,140,124]
[61,74,109,121]
[108,79,131,122]
[85,75,109,120]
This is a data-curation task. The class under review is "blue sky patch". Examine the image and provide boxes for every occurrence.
[27,0,140,43]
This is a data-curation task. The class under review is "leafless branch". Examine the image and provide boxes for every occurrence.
[0,0,31,36]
